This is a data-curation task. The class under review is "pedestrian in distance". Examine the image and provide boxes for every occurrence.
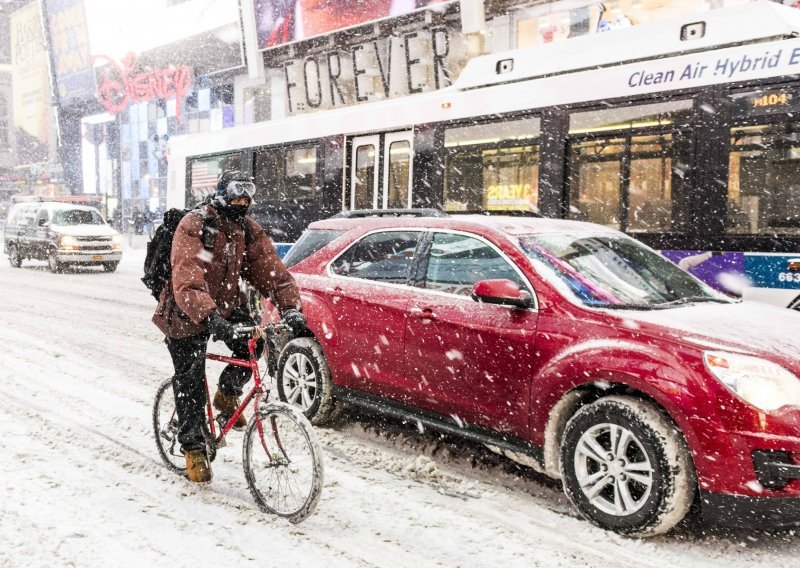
[151,170,306,483]
[112,207,122,231]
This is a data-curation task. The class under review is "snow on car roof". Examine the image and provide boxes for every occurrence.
[308,214,621,238]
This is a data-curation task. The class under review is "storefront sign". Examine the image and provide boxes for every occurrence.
[95,52,193,121]
[283,26,458,114]
[43,0,95,105]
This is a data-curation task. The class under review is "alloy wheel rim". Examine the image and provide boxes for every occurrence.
[573,423,654,517]
[282,352,317,412]
[49,250,58,271]
[10,246,18,265]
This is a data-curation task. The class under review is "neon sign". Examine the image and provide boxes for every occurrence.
[95,52,192,121]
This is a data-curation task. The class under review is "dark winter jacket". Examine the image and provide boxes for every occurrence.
[152,205,300,339]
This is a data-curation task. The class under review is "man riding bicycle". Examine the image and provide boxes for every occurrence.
[152,170,306,483]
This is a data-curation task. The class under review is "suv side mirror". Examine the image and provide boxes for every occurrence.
[471,279,533,309]
[37,218,48,227]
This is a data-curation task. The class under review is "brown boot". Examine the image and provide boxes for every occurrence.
[184,449,212,483]
[214,391,247,431]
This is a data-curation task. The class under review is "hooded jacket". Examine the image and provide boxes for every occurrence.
[152,205,300,339]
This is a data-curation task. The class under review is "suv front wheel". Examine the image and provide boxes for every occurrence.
[560,396,696,537]
[277,338,341,426]
[8,243,22,267]
[48,248,62,273]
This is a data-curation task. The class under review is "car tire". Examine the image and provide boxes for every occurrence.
[102,261,119,272]
[48,249,62,273]
[277,338,342,426]
[8,244,22,268]
[560,395,696,537]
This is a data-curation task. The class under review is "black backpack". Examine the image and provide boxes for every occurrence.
[142,207,216,300]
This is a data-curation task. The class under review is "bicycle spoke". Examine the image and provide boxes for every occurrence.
[244,404,322,522]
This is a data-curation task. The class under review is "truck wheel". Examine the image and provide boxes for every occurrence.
[8,244,22,267]
[48,249,62,273]
[560,396,696,537]
[102,262,119,272]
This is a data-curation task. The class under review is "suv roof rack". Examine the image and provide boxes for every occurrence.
[330,208,449,219]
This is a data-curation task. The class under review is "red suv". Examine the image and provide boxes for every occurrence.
[276,211,800,536]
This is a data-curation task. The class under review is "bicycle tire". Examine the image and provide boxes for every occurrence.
[242,401,324,523]
[153,378,187,474]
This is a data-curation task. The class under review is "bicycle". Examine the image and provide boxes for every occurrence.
[153,322,324,523]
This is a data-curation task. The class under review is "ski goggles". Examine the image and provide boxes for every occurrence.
[225,180,256,201]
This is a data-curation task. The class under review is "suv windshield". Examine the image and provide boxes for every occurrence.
[518,233,730,309]
[52,209,104,226]
[282,229,345,268]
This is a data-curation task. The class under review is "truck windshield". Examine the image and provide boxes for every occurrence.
[52,209,105,226]
[518,233,730,309]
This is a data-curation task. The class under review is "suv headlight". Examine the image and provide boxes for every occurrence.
[59,235,78,250]
[111,234,123,249]
[703,351,800,412]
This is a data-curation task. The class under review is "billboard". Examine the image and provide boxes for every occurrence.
[10,2,52,164]
[43,0,96,105]
[255,0,454,49]
[83,0,245,75]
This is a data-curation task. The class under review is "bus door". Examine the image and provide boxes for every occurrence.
[348,131,413,210]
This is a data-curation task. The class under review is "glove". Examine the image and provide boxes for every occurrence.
[206,311,235,342]
[281,309,307,336]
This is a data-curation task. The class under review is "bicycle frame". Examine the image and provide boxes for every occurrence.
[204,328,282,461]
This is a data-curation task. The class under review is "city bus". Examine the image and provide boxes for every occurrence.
[166,1,800,308]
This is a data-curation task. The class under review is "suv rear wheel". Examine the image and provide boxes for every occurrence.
[560,396,696,537]
[277,338,341,426]
[8,244,22,267]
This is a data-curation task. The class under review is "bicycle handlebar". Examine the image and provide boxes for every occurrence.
[231,321,291,339]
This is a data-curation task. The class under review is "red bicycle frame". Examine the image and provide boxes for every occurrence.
[204,330,277,459]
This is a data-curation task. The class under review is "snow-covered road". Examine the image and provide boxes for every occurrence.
[1,247,798,567]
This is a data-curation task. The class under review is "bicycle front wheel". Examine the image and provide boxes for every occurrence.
[243,401,324,523]
[153,378,186,474]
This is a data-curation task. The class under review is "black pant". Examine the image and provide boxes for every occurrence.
[165,308,264,453]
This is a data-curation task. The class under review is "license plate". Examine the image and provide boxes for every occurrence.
[92,255,102,261]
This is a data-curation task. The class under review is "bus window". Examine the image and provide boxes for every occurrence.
[628,134,674,232]
[387,141,411,208]
[443,117,541,212]
[285,146,318,201]
[254,148,282,200]
[728,123,800,235]
[568,138,624,228]
[567,100,692,232]
[188,152,242,207]
[354,145,376,209]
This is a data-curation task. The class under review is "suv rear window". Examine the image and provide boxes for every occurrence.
[283,229,345,268]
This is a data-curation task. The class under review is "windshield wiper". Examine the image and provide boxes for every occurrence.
[656,296,732,307]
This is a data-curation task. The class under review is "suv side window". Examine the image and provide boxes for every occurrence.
[423,232,529,296]
[36,209,49,225]
[19,205,36,226]
[331,230,421,285]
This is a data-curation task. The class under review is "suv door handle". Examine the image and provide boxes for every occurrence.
[410,307,436,320]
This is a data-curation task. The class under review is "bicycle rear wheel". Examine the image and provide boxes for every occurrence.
[153,378,186,474]
[243,401,324,523]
